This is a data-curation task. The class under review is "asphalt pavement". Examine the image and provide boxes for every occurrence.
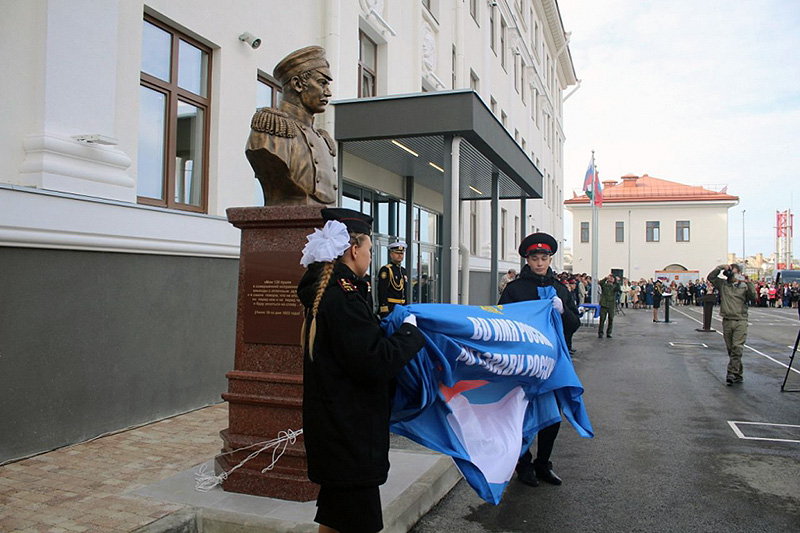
[411,303,800,532]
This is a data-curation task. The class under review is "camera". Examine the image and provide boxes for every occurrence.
[239,32,261,50]
[723,268,733,278]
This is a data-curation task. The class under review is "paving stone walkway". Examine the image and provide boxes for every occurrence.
[0,403,228,532]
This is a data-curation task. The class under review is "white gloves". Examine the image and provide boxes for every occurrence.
[552,296,564,314]
[402,314,418,327]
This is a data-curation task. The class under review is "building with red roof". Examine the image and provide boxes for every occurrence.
[564,174,739,282]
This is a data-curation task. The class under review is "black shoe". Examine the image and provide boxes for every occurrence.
[726,376,734,386]
[733,376,744,384]
[598,333,603,338]
[515,461,539,487]
[569,348,577,354]
[533,460,562,485]
[606,334,612,338]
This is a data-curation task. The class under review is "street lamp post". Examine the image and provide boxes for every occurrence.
[742,209,746,265]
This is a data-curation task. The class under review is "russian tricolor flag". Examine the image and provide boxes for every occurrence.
[583,156,603,207]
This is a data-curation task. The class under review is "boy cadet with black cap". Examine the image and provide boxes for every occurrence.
[499,232,581,487]
[377,240,408,318]
[297,208,424,533]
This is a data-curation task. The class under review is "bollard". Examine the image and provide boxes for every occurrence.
[664,294,671,323]
[695,294,717,332]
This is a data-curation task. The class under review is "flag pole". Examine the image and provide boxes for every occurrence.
[591,151,599,304]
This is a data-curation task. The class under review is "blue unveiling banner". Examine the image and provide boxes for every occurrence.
[382,287,593,504]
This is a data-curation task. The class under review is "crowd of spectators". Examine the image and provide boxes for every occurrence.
[504,272,800,311]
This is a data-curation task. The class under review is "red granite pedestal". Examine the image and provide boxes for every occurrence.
[215,205,322,501]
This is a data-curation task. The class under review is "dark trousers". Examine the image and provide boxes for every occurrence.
[521,422,560,465]
[599,306,614,335]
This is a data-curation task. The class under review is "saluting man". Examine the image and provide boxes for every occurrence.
[377,241,408,318]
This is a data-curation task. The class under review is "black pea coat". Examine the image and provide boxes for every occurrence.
[297,262,425,488]
[498,265,581,339]
[377,262,407,317]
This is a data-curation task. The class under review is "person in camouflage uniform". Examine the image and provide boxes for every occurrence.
[708,264,756,385]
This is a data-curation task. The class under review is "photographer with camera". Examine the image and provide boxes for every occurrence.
[708,263,756,386]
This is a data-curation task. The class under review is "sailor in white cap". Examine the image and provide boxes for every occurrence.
[377,240,408,317]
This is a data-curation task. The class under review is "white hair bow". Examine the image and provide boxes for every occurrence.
[300,220,351,267]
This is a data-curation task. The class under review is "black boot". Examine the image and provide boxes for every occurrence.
[533,459,562,485]
[515,460,539,487]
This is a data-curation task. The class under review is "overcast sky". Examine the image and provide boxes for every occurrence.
[558,0,799,259]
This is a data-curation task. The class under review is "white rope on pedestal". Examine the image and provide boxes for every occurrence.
[195,428,303,492]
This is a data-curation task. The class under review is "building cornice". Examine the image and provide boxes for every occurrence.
[564,199,740,210]
[541,0,577,86]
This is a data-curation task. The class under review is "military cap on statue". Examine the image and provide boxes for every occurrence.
[518,232,558,257]
[388,241,407,252]
[321,207,373,235]
[273,46,332,87]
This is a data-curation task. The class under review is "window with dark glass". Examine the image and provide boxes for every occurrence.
[358,31,377,98]
[501,208,507,260]
[452,45,457,88]
[256,74,281,108]
[469,202,478,254]
[138,15,211,212]
[489,7,496,53]
[580,222,589,243]
[676,220,690,242]
[500,18,507,69]
[646,221,660,242]
[615,221,624,242]
[470,0,479,23]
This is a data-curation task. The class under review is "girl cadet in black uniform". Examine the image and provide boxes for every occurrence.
[297,208,425,533]
[498,232,581,487]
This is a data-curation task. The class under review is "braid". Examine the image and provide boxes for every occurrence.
[304,261,335,360]
[301,231,369,361]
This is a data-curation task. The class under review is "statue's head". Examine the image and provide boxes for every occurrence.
[274,46,333,114]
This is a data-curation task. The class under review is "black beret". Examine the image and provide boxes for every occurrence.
[518,232,558,257]
[321,208,373,235]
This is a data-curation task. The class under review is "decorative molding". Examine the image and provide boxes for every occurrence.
[359,0,384,16]
[18,132,135,202]
[421,20,437,73]
[0,186,240,258]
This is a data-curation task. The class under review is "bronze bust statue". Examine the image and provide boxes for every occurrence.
[246,46,338,206]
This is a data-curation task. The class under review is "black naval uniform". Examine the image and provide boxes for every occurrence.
[297,261,424,532]
[377,262,407,318]
[499,264,581,486]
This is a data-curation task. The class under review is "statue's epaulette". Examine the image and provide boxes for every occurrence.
[251,107,298,138]
[337,278,357,293]
[318,128,337,156]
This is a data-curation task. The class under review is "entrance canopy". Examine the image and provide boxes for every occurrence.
[333,90,543,200]
[333,90,543,302]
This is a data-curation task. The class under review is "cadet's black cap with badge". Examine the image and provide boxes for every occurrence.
[321,208,373,235]
[518,232,558,257]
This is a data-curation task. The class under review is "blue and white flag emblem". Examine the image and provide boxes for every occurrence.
[383,288,592,504]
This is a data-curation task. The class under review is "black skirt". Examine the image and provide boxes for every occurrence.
[315,484,383,533]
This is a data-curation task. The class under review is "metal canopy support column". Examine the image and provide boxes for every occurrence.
[336,142,344,206]
[442,135,462,303]
[490,168,500,300]
[520,196,527,271]
[405,175,414,304]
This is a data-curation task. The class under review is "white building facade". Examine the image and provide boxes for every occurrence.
[1,0,575,462]
[565,174,739,282]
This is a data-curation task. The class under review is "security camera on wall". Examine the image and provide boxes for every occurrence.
[239,32,261,50]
